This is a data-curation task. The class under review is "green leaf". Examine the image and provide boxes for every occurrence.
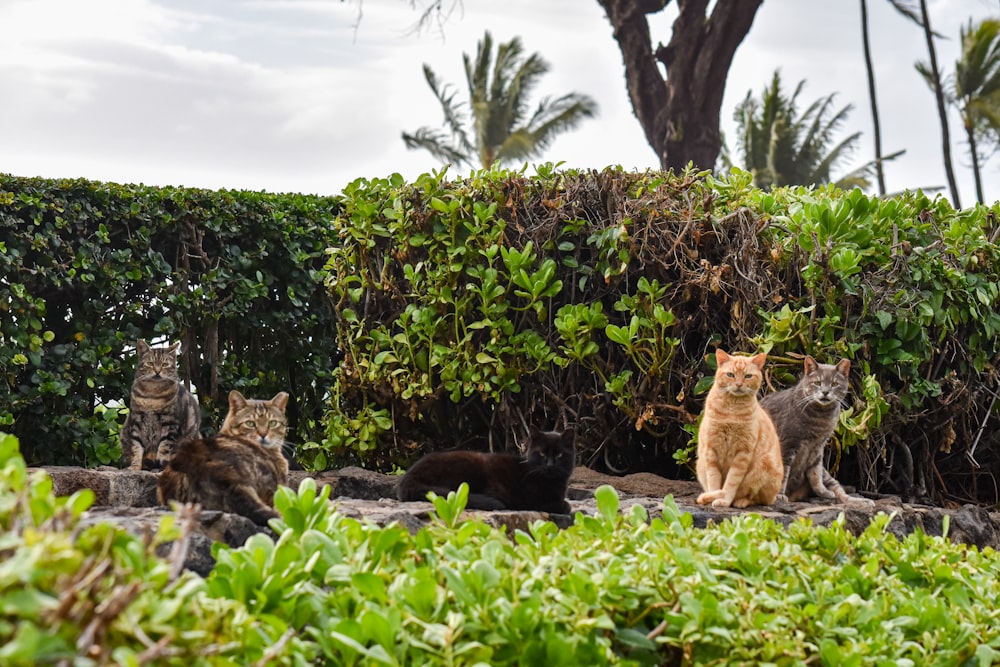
[595,484,620,522]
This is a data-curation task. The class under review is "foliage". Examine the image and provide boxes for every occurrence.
[752,179,1000,500]
[729,70,877,190]
[211,470,1000,665]
[5,167,1000,502]
[934,17,1000,204]
[7,432,1000,664]
[401,31,598,169]
[324,165,1000,504]
[0,174,339,466]
[322,164,769,473]
[0,433,304,665]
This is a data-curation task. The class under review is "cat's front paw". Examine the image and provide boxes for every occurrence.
[711,497,733,508]
[774,493,789,503]
[845,495,876,507]
[696,490,724,505]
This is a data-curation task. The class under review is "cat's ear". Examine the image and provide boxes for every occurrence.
[528,424,542,439]
[561,429,575,445]
[271,392,290,410]
[167,341,181,353]
[749,353,767,370]
[803,356,818,375]
[137,339,150,355]
[835,358,851,377]
[714,348,731,365]
[228,390,248,410]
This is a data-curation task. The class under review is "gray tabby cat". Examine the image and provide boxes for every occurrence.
[120,340,201,470]
[760,356,874,505]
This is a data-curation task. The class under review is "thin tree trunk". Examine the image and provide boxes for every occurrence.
[966,119,985,203]
[919,0,962,207]
[860,0,886,194]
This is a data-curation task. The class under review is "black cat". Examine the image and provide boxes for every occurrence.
[395,426,575,514]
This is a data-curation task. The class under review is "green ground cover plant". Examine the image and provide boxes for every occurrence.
[5,433,1000,666]
[0,433,306,665]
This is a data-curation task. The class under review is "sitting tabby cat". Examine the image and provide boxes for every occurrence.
[120,339,200,470]
[761,356,874,505]
[158,390,290,525]
[396,426,576,514]
[696,349,784,508]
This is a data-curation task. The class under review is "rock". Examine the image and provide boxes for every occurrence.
[76,505,267,577]
[38,464,1000,577]
[45,466,159,507]
[288,466,398,500]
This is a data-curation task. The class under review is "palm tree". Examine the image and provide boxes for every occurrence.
[731,71,873,190]
[402,32,598,169]
[950,18,1000,204]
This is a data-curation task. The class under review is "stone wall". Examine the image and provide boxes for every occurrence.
[41,465,1000,575]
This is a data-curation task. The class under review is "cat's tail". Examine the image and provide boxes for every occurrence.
[157,468,193,506]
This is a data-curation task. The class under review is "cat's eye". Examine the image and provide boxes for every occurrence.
[268,420,279,427]
[244,420,256,428]
[725,372,735,378]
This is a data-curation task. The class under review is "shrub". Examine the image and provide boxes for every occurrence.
[0,175,340,465]
[322,165,1000,503]
[219,475,1000,665]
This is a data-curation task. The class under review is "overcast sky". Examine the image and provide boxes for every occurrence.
[2,0,999,206]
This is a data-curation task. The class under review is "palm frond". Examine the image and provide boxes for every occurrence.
[523,94,598,150]
[401,128,474,168]
[422,64,474,156]
[808,131,862,184]
[733,70,867,190]
[409,30,596,169]
[887,0,945,38]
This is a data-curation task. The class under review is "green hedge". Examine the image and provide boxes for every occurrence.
[5,167,1000,502]
[323,166,1000,503]
[4,433,1000,665]
[0,175,339,465]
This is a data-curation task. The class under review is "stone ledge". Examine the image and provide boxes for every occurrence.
[38,465,1000,574]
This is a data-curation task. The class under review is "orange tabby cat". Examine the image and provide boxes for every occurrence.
[696,349,783,508]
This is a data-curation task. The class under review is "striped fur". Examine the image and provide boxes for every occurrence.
[761,356,874,505]
[120,340,200,470]
[157,390,290,525]
[696,349,784,508]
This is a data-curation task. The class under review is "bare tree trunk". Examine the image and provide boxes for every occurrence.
[919,0,962,207]
[860,0,886,195]
[966,120,985,203]
[598,0,763,172]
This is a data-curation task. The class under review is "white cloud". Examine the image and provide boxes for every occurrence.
[1,0,998,202]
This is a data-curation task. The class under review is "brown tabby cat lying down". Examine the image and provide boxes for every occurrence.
[158,390,290,525]
[696,349,784,508]
[396,426,576,514]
